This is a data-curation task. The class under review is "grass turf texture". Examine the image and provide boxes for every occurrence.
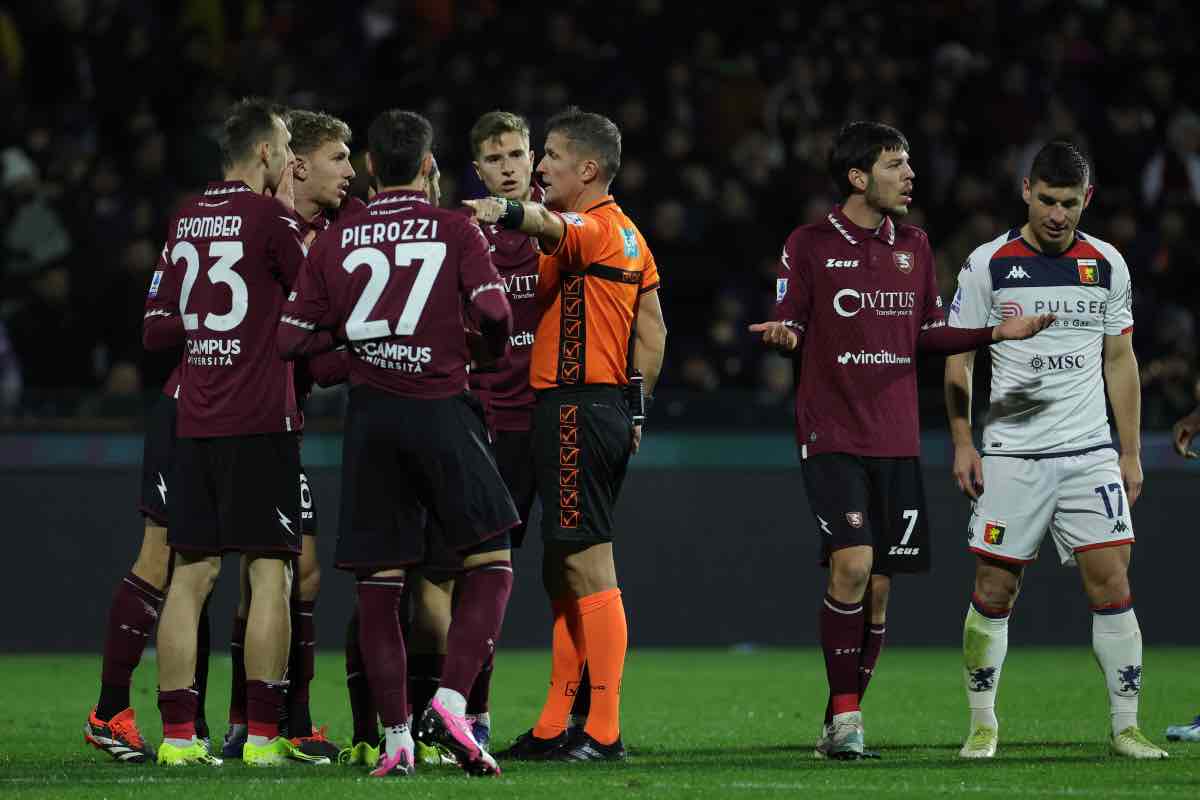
[1,648,1196,798]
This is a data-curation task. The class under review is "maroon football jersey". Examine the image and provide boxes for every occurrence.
[464,185,542,430]
[144,180,306,437]
[291,196,369,248]
[773,205,944,458]
[281,189,510,399]
[288,197,366,400]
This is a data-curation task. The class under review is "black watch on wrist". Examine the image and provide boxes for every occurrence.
[496,197,525,229]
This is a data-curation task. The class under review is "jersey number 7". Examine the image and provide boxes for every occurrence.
[342,243,446,340]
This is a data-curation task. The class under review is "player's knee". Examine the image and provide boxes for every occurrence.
[561,553,617,597]
[974,569,1019,608]
[830,559,871,597]
[132,547,171,592]
[247,555,293,599]
[1084,568,1131,607]
[171,555,220,599]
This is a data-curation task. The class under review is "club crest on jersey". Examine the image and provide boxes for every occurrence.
[148,270,164,298]
[893,251,914,274]
[562,212,585,227]
[845,511,864,528]
[983,521,1006,545]
[1077,259,1099,284]
[776,278,788,303]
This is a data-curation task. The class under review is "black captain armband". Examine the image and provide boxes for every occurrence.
[496,197,525,229]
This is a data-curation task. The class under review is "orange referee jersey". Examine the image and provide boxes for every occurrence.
[531,196,660,390]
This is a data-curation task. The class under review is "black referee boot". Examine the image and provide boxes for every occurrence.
[550,729,626,762]
[494,728,568,760]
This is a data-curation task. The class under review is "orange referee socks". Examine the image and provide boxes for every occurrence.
[532,596,587,739]
[578,588,626,745]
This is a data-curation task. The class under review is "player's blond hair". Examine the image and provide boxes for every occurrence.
[469,111,531,159]
[285,109,352,156]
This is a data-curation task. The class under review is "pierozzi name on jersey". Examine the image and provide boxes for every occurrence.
[341,218,439,248]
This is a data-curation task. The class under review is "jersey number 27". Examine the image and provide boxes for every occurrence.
[342,243,446,340]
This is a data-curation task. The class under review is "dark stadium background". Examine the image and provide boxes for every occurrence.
[2,1,1200,649]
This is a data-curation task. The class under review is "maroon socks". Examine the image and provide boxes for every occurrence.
[820,594,865,717]
[97,573,164,720]
[440,562,513,696]
[357,577,408,727]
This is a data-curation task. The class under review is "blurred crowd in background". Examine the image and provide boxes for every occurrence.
[1,0,1198,429]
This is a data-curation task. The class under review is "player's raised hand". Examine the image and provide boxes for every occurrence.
[1172,409,1200,458]
[462,197,506,224]
[952,443,984,499]
[271,158,298,211]
[748,321,798,352]
[992,313,1056,341]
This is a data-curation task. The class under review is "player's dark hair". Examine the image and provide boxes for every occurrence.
[220,97,286,171]
[1029,140,1090,189]
[470,110,531,159]
[285,109,352,156]
[827,121,910,198]
[367,110,434,186]
[546,106,621,184]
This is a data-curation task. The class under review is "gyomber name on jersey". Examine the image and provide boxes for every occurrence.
[176,215,244,239]
[352,341,433,373]
[186,337,241,366]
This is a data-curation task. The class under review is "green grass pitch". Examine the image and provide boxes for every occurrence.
[1,648,1196,798]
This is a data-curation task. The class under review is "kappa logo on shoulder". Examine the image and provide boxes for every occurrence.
[1005,265,1031,280]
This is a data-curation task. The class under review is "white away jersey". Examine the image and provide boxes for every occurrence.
[948,229,1133,456]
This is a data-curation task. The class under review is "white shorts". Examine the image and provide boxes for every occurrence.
[966,448,1134,567]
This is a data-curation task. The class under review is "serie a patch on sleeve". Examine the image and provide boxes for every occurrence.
[776,278,788,303]
[148,270,164,297]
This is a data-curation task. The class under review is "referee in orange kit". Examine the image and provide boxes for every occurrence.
[465,106,667,762]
